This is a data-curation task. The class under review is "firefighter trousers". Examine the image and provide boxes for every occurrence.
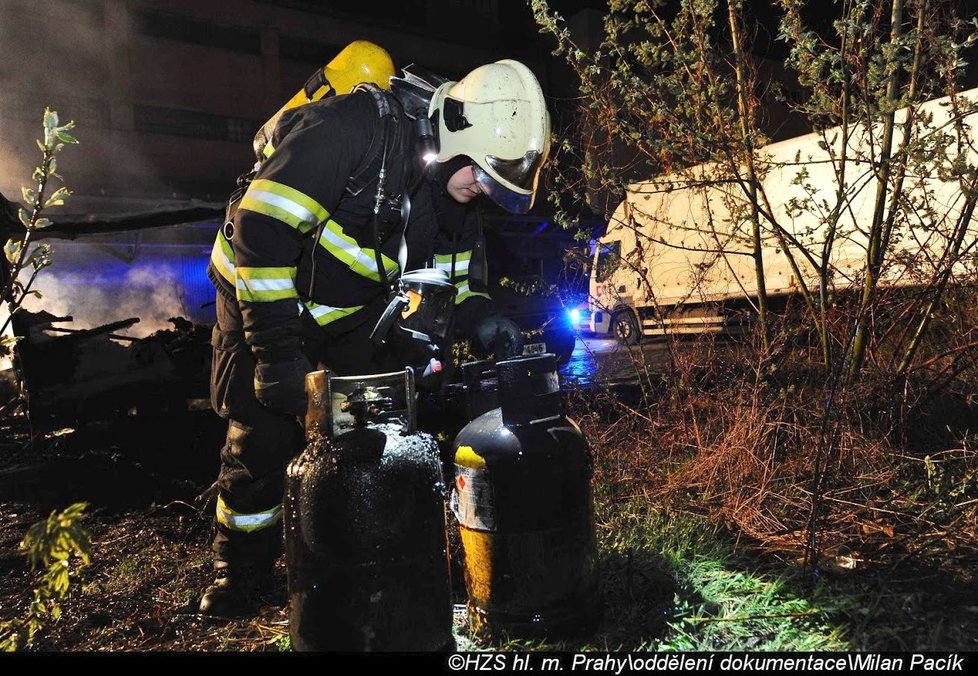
[208,291,405,566]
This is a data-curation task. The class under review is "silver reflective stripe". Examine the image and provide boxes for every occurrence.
[433,250,472,278]
[216,496,282,533]
[236,278,294,293]
[236,266,298,303]
[319,225,360,257]
[434,258,469,275]
[318,223,398,282]
[455,280,490,304]
[250,189,318,227]
[239,179,328,235]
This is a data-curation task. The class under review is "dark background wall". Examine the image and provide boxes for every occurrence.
[0,0,587,209]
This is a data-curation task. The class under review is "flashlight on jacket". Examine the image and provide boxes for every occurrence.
[417,116,438,164]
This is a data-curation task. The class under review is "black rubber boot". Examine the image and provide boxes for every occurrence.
[198,559,275,617]
[198,523,281,617]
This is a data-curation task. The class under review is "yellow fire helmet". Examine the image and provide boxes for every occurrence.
[428,59,551,214]
[254,40,396,159]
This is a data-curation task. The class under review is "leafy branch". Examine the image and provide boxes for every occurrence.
[0,503,92,651]
[0,108,78,356]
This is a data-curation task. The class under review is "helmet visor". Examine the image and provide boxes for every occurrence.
[473,163,538,214]
[485,150,543,192]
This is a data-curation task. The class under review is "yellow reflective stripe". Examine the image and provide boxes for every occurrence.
[434,251,472,264]
[252,179,329,223]
[239,179,328,235]
[318,219,398,282]
[456,291,491,304]
[304,300,365,327]
[262,142,275,158]
[433,251,472,277]
[210,235,235,284]
[455,280,490,304]
[236,266,298,303]
[216,496,282,533]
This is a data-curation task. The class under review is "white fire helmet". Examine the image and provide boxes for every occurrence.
[428,60,551,214]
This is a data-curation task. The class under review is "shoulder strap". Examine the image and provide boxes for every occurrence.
[346,83,398,197]
[302,68,335,102]
[247,84,396,198]
[469,205,488,287]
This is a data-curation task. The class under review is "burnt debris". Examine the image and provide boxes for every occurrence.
[9,309,210,426]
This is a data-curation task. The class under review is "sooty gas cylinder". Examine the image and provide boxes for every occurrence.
[285,368,453,651]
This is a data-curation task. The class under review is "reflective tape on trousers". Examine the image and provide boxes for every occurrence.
[216,495,282,533]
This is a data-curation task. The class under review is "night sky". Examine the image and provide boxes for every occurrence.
[513,0,978,79]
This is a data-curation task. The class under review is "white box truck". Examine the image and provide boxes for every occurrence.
[590,89,978,343]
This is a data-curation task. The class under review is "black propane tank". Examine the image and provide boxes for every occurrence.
[460,359,499,421]
[285,368,454,652]
[452,353,600,640]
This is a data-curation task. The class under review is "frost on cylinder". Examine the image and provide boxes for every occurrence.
[285,368,453,652]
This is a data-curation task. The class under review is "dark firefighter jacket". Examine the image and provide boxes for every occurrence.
[206,88,491,358]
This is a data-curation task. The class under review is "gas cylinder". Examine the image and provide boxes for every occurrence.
[460,359,499,421]
[285,368,454,652]
[252,41,396,160]
[452,354,600,640]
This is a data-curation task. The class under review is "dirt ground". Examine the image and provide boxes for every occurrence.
[0,408,307,652]
[4,393,977,654]
[0,398,483,654]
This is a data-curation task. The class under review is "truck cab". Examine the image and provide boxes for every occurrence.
[587,240,620,337]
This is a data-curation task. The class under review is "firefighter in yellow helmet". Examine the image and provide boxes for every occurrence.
[200,58,551,617]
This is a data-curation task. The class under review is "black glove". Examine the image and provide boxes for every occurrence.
[472,314,524,361]
[254,354,312,417]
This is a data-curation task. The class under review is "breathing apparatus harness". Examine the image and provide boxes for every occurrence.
[305,82,403,302]
[368,66,455,348]
[223,63,457,376]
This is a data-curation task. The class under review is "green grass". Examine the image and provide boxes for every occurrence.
[483,496,977,652]
[592,501,846,652]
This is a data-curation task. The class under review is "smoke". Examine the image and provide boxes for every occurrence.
[25,264,193,337]
[1,2,98,192]
[0,259,202,372]
[11,233,217,338]
[1,0,225,344]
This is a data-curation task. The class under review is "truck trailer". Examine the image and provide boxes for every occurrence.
[590,89,978,343]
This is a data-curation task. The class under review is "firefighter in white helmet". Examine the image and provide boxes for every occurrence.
[429,59,551,214]
[200,57,551,617]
